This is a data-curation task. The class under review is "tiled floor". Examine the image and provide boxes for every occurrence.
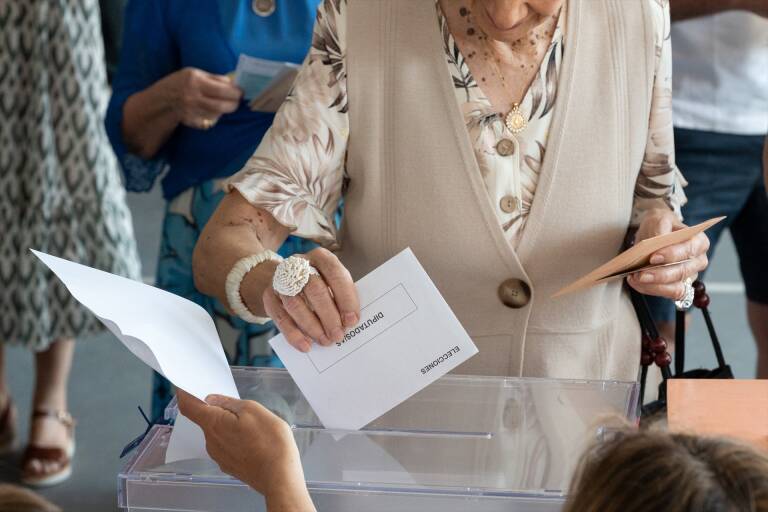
[1,188,758,511]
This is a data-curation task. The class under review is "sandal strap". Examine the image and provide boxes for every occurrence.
[23,445,68,463]
[31,409,75,430]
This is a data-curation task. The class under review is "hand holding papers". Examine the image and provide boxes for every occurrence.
[31,250,238,463]
[233,54,299,112]
[553,217,725,298]
[270,248,479,431]
[33,247,477,461]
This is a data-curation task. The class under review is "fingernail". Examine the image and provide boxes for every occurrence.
[332,327,345,342]
[319,334,332,346]
[639,273,654,283]
[299,338,312,352]
[650,254,664,265]
[343,312,358,327]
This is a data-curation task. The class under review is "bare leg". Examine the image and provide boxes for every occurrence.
[0,344,10,421]
[0,344,7,406]
[26,338,75,473]
[748,301,768,379]
[32,338,74,413]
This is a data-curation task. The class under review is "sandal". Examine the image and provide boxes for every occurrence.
[0,395,17,455]
[21,410,76,487]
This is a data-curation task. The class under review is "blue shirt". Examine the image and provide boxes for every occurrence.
[106,0,320,200]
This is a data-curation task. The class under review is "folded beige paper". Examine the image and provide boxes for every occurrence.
[552,216,725,298]
[668,379,768,452]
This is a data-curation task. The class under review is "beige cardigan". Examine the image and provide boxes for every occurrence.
[336,0,655,382]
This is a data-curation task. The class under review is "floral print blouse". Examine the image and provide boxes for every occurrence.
[228,0,686,250]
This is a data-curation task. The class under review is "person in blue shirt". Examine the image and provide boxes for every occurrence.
[105,0,321,419]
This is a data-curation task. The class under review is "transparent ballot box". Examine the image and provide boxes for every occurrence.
[118,367,639,512]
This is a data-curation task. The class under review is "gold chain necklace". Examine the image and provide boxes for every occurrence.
[484,38,528,134]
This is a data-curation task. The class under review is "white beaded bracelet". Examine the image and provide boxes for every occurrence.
[225,251,283,324]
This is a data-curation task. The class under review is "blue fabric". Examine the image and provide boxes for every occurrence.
[105,0,320,200]
[647,128,768,323]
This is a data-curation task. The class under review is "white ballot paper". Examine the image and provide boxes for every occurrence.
[233,54,299,112]
[270,248,479,431]
[30,250,238,463]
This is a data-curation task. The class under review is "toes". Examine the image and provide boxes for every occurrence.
[27,458,42,473]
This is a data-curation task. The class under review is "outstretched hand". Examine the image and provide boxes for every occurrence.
[177,390,316,512]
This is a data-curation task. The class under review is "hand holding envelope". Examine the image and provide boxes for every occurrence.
[554,216,724,298]
[626,211,715,300]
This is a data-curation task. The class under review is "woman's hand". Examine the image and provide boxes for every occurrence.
[177,390,316,512]
[260,248,360,353]
[158,67,243,130]
[627,209,710,300]
[122,67,243,158]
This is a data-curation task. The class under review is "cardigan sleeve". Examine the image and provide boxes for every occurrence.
[104,0,178,192]
[631,0,687,226]
[227,0,348,249]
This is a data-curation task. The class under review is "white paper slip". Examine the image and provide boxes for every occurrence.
[31,250,238,463]
[233,54,299,111]
[269,248,479,431]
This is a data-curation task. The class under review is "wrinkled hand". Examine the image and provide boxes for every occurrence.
[158,67,242,130]
[262,248,360,353]
[177,390,315,511]
[627,209,709,300]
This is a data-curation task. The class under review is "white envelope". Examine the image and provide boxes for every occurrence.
[233,54,299,112]
[270,248,479,431]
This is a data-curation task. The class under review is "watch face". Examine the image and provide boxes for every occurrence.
[252,0,276,16]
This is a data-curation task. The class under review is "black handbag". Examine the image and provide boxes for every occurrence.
[630,281,734,419]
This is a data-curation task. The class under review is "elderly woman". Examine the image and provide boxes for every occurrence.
[194,0,709,381]
[105,0,322,418]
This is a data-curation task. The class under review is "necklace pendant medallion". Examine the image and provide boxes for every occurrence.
[505,103,527,134]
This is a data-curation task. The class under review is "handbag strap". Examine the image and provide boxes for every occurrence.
[630,287,672,405]
[634,280,731,409]
[674,282,728,375]
[675,309,686,376]
[690,282,728,369]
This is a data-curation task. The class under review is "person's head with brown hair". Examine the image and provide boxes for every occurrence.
[0,484,60,512]
[564,430,768,512]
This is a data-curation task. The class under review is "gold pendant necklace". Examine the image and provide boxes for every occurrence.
[505,104,527,134]
[485,38,528,134]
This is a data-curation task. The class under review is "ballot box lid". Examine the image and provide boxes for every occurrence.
[119,367,638,512]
